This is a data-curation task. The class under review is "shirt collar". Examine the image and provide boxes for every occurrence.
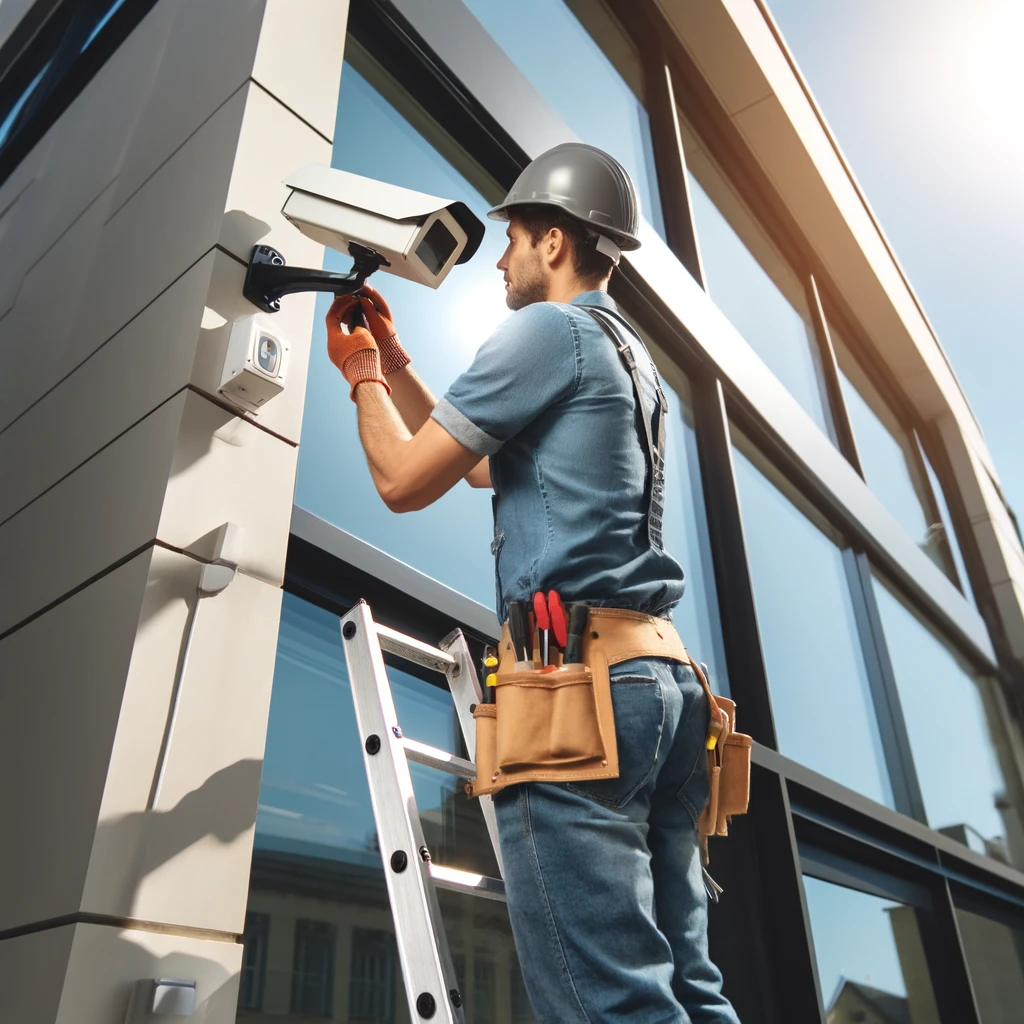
[570,290,617,311]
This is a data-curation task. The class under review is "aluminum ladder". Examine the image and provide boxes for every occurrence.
[339,599,505,1023]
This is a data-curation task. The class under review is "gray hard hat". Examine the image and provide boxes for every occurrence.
[487,142,642,254]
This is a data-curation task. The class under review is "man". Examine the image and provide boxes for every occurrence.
[327,143,739,1023]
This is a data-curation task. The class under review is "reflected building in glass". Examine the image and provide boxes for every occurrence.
[3,0,1024,1021]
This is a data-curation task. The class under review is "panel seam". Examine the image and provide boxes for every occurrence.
[0,911,241,945]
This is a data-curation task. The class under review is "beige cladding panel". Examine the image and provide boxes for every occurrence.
[0,549,154,933]
[82,549,281,934]
[0,392,184,636]
[109,0,267,216]
[55,923,242,1024]
[159,390,297,585]
[0,253,216,526]
[0,926,76,1024]
[252,0,350,140]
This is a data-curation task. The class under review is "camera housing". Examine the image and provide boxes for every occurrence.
[281,165,484,289]
[218,316,290,413]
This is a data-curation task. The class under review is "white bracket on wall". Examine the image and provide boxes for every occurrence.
[124,978,197,1020]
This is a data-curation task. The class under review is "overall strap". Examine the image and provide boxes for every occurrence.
[583,306,668,552]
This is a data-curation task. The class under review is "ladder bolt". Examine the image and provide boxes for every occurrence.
[392,726,403,738]
[343,621,357,640]
[365,735,381,755]
[416,992,437,1018]
[419,845,431,862]
[391,850,408,873]
[449,988,463,1008]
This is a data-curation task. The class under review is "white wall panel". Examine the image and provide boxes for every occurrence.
[109,0,267,219]
[0,549,154,933]
[56,923,241,1024]
[252,0,349,140]
[158,390,297,586]
[0,926,74,1024]
[0,394,184,636]
[218,80,332,264]
[0,181,119,435]
[60,87,249,398]
[83,550,282,933]
[0,253,216,525]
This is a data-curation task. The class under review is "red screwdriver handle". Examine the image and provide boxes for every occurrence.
[548,590,568,648]
[533,591,550,630]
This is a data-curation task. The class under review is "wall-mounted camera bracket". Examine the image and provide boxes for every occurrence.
[242,242,391,313]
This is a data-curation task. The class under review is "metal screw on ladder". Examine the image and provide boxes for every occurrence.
[449,989,463,1008]
[343,621,357,640]
[365,735,381,755]
[416,992,437,1018]
[390,850,408,873]
[419,845,431,862]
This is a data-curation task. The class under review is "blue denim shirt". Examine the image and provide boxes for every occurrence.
[432,291,685,619]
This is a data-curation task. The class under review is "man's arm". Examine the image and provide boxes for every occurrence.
[354,381,484,512]
[388,365,491,488]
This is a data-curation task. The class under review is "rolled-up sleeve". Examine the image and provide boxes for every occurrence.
[431,303,580,456]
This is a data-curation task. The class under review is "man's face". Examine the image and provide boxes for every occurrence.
[496,218,548,310]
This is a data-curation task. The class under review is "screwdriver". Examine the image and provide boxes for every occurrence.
[547,590,567,665]
[563,603,589,664]
[533,591,551,666]
[480,645,498,703]
[507,601,533,668]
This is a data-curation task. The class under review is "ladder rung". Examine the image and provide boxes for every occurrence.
[430,864,507,902]
[376,623,456,673]
[403,738,476,779]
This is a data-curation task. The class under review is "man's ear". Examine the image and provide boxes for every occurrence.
[545,227,571,269]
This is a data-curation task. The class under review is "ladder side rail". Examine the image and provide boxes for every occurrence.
[440,630,504,879]
[341,602,465,1023]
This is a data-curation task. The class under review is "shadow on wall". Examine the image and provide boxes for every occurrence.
[89,759,263,1020]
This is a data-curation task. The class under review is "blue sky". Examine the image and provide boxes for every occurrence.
[765,0,1024,520]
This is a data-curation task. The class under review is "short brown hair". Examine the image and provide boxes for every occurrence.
[512,204,615,285]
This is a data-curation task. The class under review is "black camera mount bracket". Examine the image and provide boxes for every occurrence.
[242,242,392,313]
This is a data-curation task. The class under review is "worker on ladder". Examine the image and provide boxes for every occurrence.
[326,143,741,1023]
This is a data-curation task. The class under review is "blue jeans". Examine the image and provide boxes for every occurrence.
[493,658,741,1023]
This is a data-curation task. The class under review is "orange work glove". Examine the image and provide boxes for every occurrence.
[326,295,391,401]
[352,285,412,376]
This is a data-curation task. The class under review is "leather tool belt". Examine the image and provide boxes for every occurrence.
[467,607,751,862]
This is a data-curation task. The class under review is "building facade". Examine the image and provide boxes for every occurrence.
[2,1,1024,1021]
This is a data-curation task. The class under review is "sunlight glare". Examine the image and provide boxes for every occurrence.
[969,4,1024,144]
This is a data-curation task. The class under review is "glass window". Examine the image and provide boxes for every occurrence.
[245,593,535,1021]
[920,444,975,605]
[679,118,833,436]
[641,330,729,692]
[461,0,666,239]
[831,328,957,582]
[803,875,940,1022]
[238,912,269,1012]
[955,905,1024,1023]
[297,59,506,607]
[870,575,1018,866]
[732,434,893,806]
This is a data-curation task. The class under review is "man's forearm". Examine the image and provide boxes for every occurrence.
[354,382,413,503]
[387,365,437,434]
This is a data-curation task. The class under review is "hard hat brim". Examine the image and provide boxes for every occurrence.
[487,199,642,252]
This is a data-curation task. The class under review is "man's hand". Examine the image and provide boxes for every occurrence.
[326,296,390,399]
[331,286,411,376]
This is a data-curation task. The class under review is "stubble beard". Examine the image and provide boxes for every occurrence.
[505,255,548,311]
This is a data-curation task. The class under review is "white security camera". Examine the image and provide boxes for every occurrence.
[283,165,484,288]
[242,166,485,314]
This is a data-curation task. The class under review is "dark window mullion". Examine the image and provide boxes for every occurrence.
[807,274,862,472]
[691,371,778,748]
[919,879,983,1024]
[843,548,927,822]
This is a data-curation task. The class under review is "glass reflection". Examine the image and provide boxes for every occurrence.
[955,905,1024,1023]
[461,0,665,239]
[831,329,955,581]
[803,876,940,1023]
[920,445,975,605]
[243,593,532,1021]
[297,60,505,607]
[732,436,893,806]
[681,141,832,435]
[871,576,1019,867]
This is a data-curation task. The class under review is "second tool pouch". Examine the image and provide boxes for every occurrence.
[469,651,618,798]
